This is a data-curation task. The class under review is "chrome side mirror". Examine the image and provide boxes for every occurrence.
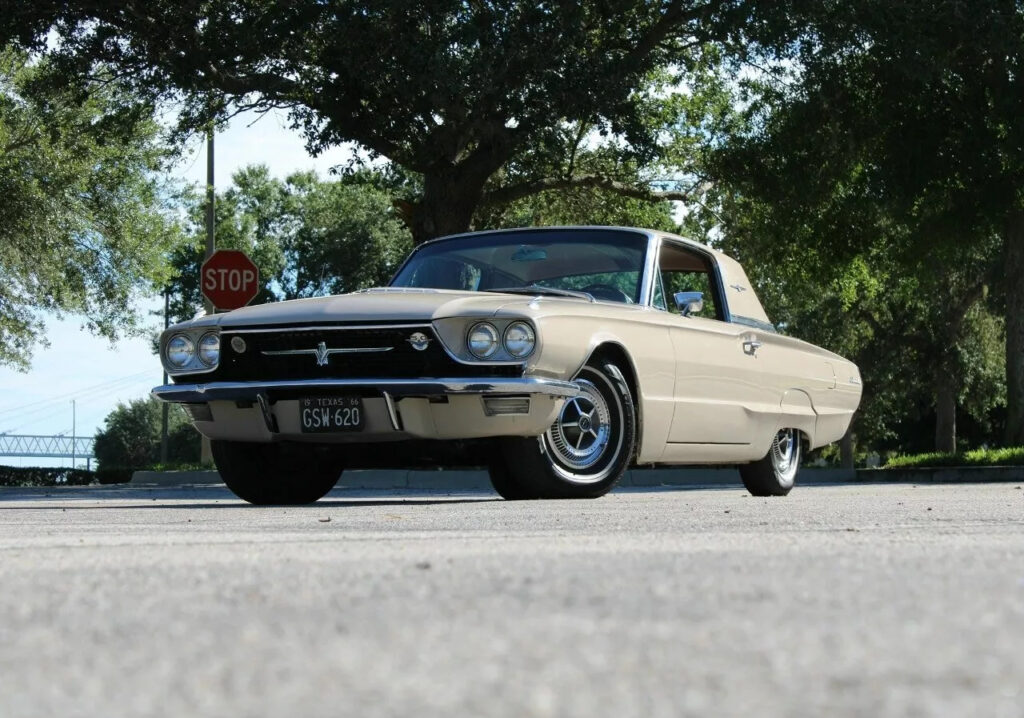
[674,291,704,316]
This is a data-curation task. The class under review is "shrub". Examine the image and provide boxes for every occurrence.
[884,446,1024,468]
[93,397,200,473]
[0,465,96,487]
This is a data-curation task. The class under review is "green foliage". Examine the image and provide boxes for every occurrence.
[93,397,200,473]
[166,165,412,322]
[279,171,413,299]
[681,1,1020,453]
[709,0,1024,444]
[0,47,182,369]
[0,465,95,487]
[884,447,1024,469]
[4,2,751,241]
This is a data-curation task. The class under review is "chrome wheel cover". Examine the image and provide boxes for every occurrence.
[544,377,621,483]
[770,429,799,484]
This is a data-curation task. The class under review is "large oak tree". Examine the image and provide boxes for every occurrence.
[2,1,746,243]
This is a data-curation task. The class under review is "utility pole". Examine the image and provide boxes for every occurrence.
[204,127,216,314]
[160,287,170,464]
[200,126,215,466]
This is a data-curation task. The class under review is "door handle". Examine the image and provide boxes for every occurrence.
[742,339,762,356]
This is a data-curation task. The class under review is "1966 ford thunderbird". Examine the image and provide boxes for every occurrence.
[153,227,862,504]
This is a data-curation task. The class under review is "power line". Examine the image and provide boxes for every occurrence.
[0,375,159,434]
[0,369,158,419]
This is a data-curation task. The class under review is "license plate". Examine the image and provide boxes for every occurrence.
[300,396,365,433]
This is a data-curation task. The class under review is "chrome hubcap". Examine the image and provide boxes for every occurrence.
[547,380,611,471]
[770,429,799,482]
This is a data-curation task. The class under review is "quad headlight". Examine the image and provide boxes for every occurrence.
[468,322,500,359]
[503,321,536,358]
[166,335,195,368]
[164,330,220,372]
[197,332,220,366]
[464,320,537,361]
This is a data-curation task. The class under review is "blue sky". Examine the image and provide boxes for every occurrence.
[0,110,355,465]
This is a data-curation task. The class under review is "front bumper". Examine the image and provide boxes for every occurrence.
[151,376,579,443]
[152,376,580,403]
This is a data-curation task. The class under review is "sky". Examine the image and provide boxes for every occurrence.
[0,109,355,466]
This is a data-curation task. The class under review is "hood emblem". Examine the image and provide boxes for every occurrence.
[406,332,432,351]
[730,284,748,293]
[262,341,393,366]
[313,341,331,366]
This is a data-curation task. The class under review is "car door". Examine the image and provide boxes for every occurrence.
[652,240,778,457]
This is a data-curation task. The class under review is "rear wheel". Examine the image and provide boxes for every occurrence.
[211,440,343,505]
[739,429,801,496]
[488,362,636,499]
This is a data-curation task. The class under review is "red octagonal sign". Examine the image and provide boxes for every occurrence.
[201,249,260,311]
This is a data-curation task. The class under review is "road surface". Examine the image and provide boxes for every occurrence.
[1,482,1022,717]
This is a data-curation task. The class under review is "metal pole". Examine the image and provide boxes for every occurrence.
[71,399,76,469]
[160,287,170,464]
[204,127,216,314]
[200,126,215,467]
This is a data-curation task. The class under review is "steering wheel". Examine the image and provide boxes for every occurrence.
[581,283,633,303]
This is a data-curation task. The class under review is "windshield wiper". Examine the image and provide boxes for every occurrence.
[484,285,595,302]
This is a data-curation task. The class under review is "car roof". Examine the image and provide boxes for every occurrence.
[421,226,771,325]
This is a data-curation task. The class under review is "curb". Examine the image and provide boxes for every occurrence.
[855,466,1024,483]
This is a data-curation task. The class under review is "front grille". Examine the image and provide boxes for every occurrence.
[174,324,523,383]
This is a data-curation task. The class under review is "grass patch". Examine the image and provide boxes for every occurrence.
[884,446,1024,469]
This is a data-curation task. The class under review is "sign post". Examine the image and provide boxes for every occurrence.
[201,250,260,311]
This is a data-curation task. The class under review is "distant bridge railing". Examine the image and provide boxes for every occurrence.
[0,434,95,460]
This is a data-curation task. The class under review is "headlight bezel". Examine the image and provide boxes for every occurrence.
[451,318,538,363]
[162,329,220,374]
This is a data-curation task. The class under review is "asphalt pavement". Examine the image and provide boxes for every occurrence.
[1,482,1022,718]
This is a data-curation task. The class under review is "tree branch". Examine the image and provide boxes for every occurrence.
[482,174,710,207]
[621,1,716,71]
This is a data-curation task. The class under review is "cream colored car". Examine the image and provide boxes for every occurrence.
[153,227,861,504]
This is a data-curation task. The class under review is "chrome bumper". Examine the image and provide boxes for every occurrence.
[151,377,581,404]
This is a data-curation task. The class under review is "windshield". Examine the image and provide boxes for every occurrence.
[389,228,649,304]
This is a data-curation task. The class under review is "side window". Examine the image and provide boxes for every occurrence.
[656,242,723,321]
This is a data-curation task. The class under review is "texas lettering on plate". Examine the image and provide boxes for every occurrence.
[300,396,364,432]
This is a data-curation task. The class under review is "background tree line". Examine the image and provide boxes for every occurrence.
[3,1,1022,467]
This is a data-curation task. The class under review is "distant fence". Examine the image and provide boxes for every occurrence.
[0,434,95,461]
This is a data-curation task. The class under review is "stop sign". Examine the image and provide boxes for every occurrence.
[201,250,260,310]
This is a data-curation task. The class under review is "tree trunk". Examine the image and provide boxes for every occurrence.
[406,143,513,244]
[408,173,482,245]
[840,428,854,469]
[934,371,957,454]
[1005,208,1024,445]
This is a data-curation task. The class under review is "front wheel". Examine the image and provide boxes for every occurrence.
[739,429,801,496]
[211,440,344,505]
[488,362,636,499]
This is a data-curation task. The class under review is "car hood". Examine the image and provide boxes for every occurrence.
[191,288,543,329]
